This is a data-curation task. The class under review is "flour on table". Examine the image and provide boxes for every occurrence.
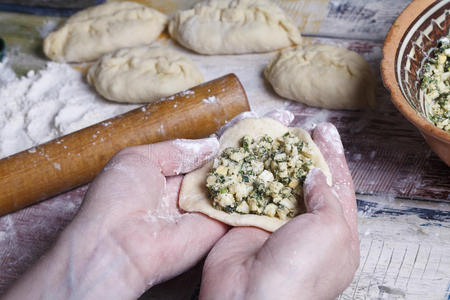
[0,60,138,159]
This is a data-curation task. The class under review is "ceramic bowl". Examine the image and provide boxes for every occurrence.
[381,0,450,166]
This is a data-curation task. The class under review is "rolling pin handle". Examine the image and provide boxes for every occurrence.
[0,74,250,216]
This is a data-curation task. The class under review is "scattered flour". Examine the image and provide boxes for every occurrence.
[0,60,138,159]
[159,123,165,136]
[202,96,217,104]
[179,89,194,96]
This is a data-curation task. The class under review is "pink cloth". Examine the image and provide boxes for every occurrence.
[0,186,86,294]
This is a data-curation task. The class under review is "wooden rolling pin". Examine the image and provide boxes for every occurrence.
[0,74,250,216]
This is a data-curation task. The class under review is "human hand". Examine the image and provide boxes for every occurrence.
[199,123,359,300]
[4,138,228,300]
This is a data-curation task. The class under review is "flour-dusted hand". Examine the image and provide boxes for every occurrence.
[4,138,227,300]
[200,123,359,300]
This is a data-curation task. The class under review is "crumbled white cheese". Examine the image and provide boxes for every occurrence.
[206,133,314,219]
[421,37,450,132]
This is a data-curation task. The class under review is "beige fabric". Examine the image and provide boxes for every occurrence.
[43,2,168,62]
[265,44,376,110]
[168,0,301,55]
[87,46,204,103]
[180,118,332,232]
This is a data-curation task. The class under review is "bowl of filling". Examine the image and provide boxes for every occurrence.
[381,0,450,166]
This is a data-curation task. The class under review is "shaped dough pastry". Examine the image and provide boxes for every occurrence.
[264,44,376,110]
[87,46,204,103]
[168,0,301,55]
[43,2,168,62]
[180,118,332,232]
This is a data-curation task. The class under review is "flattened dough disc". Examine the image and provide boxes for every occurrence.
[180,118,332,232]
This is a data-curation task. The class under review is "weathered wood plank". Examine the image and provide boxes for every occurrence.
[0,0,101,9]
[341,205,450,300]
[314,0,412,41]
[0,0,414,73]
[0,12,62,73]
[0,0,413,41]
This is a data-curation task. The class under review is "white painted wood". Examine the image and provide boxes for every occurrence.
[317,0,412,41]
[341,214,450,299]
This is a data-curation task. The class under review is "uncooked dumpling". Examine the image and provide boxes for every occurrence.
[264,44,376,110]
[87,46,204,103]
[168,0,301,55]
[180,118,332,232]
[43,2,168,62]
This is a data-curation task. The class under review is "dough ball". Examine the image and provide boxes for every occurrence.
[179,117,332,232]
[168,0,301,55]
[43,2,168,62]
[264,44,376,110]
[87,46,204,103]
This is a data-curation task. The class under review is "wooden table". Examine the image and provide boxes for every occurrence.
[0,0,448,299]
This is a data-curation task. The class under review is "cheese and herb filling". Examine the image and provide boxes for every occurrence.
[421,36,450,133]
[206,132,314,220]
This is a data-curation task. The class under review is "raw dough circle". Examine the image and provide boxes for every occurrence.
[180,118,332,232]
[168,0,301,55]
[43,2,168,63]
[264,44,376,110]
[87,46,204,103]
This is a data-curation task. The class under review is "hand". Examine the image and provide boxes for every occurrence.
[4,138,228,300]
[200,123,359,300]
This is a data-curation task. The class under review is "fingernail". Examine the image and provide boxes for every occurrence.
[171,138,219,174]
[304,168,326,211]
[172,137,219,154]
[264,109,294,126]
[315,123,344,155]
[198,137,220,160]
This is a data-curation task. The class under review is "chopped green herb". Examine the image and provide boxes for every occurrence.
[206,132,315,219]
[421,36,450,133]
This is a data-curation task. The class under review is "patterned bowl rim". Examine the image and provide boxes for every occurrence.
[381,0,450,143]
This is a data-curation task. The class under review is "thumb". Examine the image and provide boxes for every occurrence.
[303,168,344,218]
[118,137,219,177]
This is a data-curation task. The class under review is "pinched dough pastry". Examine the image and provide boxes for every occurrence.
[265,44,376,110]
[168,0,301,55]
[87,46,204,103]
[43,2,168,62]
[180,118,332,232]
